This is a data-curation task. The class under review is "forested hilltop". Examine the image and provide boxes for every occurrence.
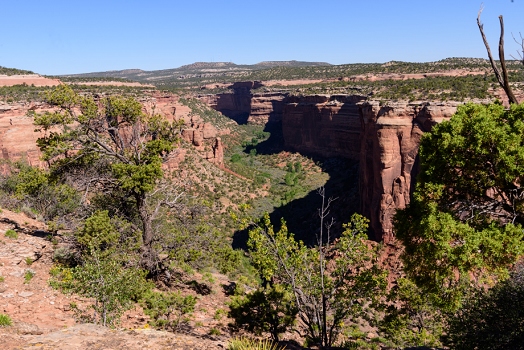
[0,66,35,76]
[0,53,523,349]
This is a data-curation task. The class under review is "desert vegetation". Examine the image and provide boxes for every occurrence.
[0,66,34,76]
[1,50,524,349]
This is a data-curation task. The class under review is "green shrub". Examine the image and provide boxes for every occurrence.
[4,229,18,239]
[52,251,152,327]
[0,313,12,327]
[24,269,35,283]
[446,263,524,349]
[140,290,196,330]
[228,284,297,341]
[209,327,221,336]
[228,337,284,350]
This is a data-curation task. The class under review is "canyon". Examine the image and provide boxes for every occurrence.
[199,83,462,241]
[0,79,463,241]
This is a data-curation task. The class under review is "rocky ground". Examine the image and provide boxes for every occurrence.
[0,209,239,349]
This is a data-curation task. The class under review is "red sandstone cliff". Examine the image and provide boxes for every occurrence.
[198,82,287,125]
[0,102,50,167]
[359,101,459,241]
[200,90,463,241]
[282,95,365,159]
[0,94,224,172]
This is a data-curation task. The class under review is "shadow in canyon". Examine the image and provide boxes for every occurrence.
[233,120,360,249]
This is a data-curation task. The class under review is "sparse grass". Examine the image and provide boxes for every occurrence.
[214,308,227,320]
[208,327,221,336]
[24,269,35,283]
[25,257,34,266]
[0,276,5,283]
[4,229,18,239]
[0,313,12,327]
[228,337,284,350]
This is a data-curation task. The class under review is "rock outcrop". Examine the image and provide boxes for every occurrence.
[199,81,287,125]
[359,101,459,241]
[0,94,225,173]
[0,102,50,168]
[282,95,365,159]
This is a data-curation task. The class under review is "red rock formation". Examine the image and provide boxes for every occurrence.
[198,81,287,124]
[359,101,459,241]
[282,95,366,159]
[200,90,462,241]
[0,102,50,168]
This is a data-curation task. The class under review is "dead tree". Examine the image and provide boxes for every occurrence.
[477,6,519,104]
[511,32,524,66]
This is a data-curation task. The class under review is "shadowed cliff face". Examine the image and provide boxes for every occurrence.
[282,95,365,159]
[199,82,288,125]
[200,84,461,241]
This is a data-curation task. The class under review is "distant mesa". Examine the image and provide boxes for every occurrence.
[253,60,332,67]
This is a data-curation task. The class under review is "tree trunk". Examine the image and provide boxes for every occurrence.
[477,10,519,105]
[135,193,158,273]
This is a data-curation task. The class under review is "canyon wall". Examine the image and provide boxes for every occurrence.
[199,82,288,125]
[200,84,461,240]
[282,96,458,240]
[282,95,365,159]
[359,101,458,241]
[0,94,225,172]
[0,102,49,168]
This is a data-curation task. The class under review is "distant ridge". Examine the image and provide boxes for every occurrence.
[254,60,331,67]
[55,57,508,91]
[0,66,35,76]
[60,60,333,80]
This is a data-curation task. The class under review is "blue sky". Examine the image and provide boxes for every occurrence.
[1,0,523,75]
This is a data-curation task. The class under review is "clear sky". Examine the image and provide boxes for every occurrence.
[1,0,523,75]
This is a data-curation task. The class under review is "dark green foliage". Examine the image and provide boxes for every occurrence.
[0,161,81,225]
[31,85,182,272]
[140,290,196,330]
[229,284,297,341]
[419,102,524,228]
[248,213,387,347]
[395,102,524,302]
[393,102,524,346]
[446,264,524,349]
[381,278,444,348]
[51,211,151,327]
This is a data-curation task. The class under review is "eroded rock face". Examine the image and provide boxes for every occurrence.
[359,101,459,241]
[282,95,366,159]
[200,90,461,241]
[198,81,288,125]
[0,94,225,174]
[0,102,50,168]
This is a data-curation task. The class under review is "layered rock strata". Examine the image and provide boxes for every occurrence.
[282,95,365,159]
[359,101,459,241]
[199,81,287,125]
[200,87,461,241]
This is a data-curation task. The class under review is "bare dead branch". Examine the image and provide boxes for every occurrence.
[477,7,519,104]
[511,32,524,65]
